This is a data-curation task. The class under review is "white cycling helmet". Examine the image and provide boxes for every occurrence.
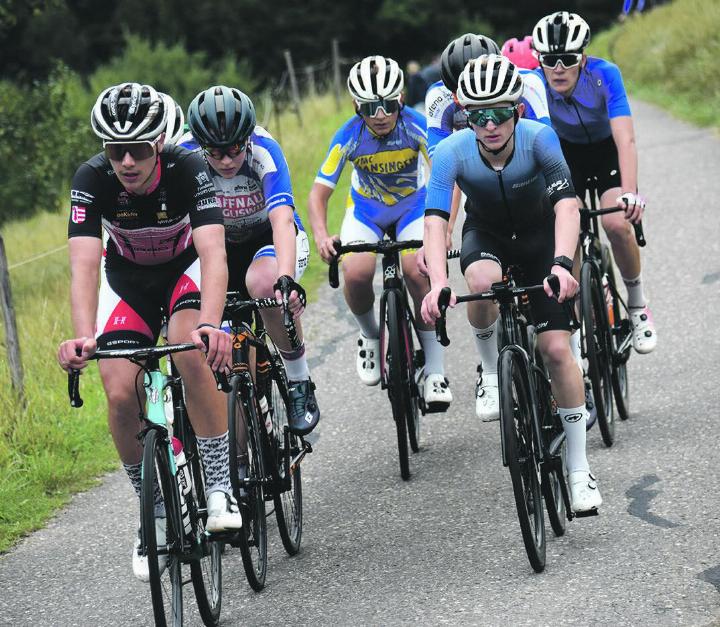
[91,82,168,141]
[347,55,404,103]
[532,12,591,54]
[456,54,524,107]
[159,92,185,145]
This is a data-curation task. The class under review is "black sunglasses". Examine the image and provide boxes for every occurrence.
[357,98,400,118]
[202,142,247,160]
[465,106,517,128]
[104,140,158,162]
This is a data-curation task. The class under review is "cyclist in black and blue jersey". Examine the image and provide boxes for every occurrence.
[421,55,601,513]
[533,11,656,355]
[308,55,451,409]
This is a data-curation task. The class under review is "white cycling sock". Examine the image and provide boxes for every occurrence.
[570,329,583,374]
[197,432,231,495]
[622,273,646,309]
[559,405,590,474]
[471,319,499,376]
[279,344,310,381]
[417,329,444,376]
[354,307,379,339]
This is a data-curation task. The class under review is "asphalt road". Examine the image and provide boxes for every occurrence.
[1,99,719,626]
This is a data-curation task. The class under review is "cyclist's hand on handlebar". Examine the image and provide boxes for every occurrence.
[421,285,456,325]
[274,275,307,319]
[616,192,645,224]
[546,267,578,302]
[317,234,340,264]
[416,246,429,278]
[57,337,96,372]
[192,325,232,373]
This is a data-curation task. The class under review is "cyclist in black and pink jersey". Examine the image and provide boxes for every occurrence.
[533,11,657,355]
[57,83,242,583]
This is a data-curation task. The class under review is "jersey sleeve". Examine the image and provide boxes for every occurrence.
[68,163,104,239]
[519,71,552,126]
[314,119,355,189]
[175,151,224,228]
[600,61,632,118]
[533,126,577,205]
[251,130,295,211]
[425,82,454,159]
[424,139,458,218]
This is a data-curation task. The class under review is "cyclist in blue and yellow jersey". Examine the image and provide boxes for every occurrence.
[308,55,452,409]
[421,55,601,514]
[533,11,657,354]
[182,85,319,436]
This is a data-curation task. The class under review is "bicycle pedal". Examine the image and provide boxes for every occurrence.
[424,401,450,414]
[573,508,599,518]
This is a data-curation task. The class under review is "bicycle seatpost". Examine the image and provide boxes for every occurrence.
[435,287,452,347]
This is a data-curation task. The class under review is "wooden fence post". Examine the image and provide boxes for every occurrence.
[284,49,303,127]
[305,65,316,98]
[332,38,342,110]
[0,233,24,398]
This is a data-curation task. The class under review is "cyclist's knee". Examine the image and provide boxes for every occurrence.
[464,261,501,293]
[538,335,575,373]
[245,263,276,299]
[342,256,375,288]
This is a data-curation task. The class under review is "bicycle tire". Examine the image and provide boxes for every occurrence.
[266,349,303,556]
[580,262,615,447]
[385,289,411,480]
[228,374,268,592]
[399,298,421,454]
[499,350,546,573]
[142,428,184,627]
[605,265,631,421]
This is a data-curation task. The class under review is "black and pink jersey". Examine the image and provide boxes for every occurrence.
[68,145,223,269]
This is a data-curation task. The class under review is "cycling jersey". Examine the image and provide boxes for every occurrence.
[68,145,222,269]
[315,107,428,233]
[425,119,576,234]
[424,70,552,158]
[178,126,302,244]
[534,56,631,144]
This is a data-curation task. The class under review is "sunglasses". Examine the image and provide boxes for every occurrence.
[104,138,159,162]
[357,98,400,118]
[539,53,583,69]
[202,142,248,161]
[465,106,517,128]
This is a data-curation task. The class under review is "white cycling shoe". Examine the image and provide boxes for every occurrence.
[475,371,500,422]
[568,470,602,513]
[133,517,166,582]
[630,305,657,354]
[356,335,381,386]
[423,373,452,409]
[206,491,243,532]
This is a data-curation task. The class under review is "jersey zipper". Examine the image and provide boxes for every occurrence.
[569,98,593,144]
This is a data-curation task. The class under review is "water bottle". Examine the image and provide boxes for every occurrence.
[171,437,192,537]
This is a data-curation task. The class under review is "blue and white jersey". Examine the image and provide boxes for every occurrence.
[424,70,552,159]
[426,119,576,233]
[315,106,428,227]
[534,56,632,144]
[179,126,302,244]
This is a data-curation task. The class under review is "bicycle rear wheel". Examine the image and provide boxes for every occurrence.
[500,350,546,573]
[606,266,631,421]
[580,262,615,447]
[142,428,184,627]
[228,375,268,591]
[266,350,303,556]
[385,289,411,480]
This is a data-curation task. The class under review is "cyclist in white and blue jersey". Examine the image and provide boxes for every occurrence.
[533,11,656,355]
[184,86,319,435]
[421,55,601,513]
[308,55,451,409]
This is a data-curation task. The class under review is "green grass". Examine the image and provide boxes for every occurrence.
[589,0,719,128]
[0,93,354,552]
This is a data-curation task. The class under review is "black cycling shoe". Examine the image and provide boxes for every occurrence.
[287,378,320,436]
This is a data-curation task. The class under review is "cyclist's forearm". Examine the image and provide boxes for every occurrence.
[553,199,581,260]
[424,215,449,287]
[68,237,102,337]
[611,116,639,193]
[269,205,297,278]
[193,224,228,325]
[307,183,332,240]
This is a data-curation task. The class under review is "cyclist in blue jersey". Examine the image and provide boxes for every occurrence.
[184,86,319,436]
[421,55,601,513]
[533,11,656,354]
[308,55,452,409]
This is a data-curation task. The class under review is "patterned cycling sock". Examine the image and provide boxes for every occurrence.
[417,329,444,376]
[471,319,499,376]
[279,344,310,381]
[123,461,165,517]
[197,432,231,496]
[559,405,590,474]
[354,307,380,340]
[622,273,646,309]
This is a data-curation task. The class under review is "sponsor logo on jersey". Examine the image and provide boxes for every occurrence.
[546,178,570,194]
[117,191,130,206]
[71,189,94,203]
[427,94,444,117]
[512,174,539,189]
[219,192,264,213]
[353,148,417,174]
[196,197,219,211]
[116,209,138,219]
[71,205,86,223]
[195,171,210,186]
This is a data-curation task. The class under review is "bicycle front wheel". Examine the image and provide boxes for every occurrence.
[500,350,546,573]
[606,265,631,421]
[581,262,615,446]
[142,428,184,627]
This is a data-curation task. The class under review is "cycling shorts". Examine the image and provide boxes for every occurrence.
[96,254,201,350]
[460,217,570,333]
[340,204,423,245]
[560,135,621,202]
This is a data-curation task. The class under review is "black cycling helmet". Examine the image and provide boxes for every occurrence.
[440,33,501,92]
[187,85,256,147]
